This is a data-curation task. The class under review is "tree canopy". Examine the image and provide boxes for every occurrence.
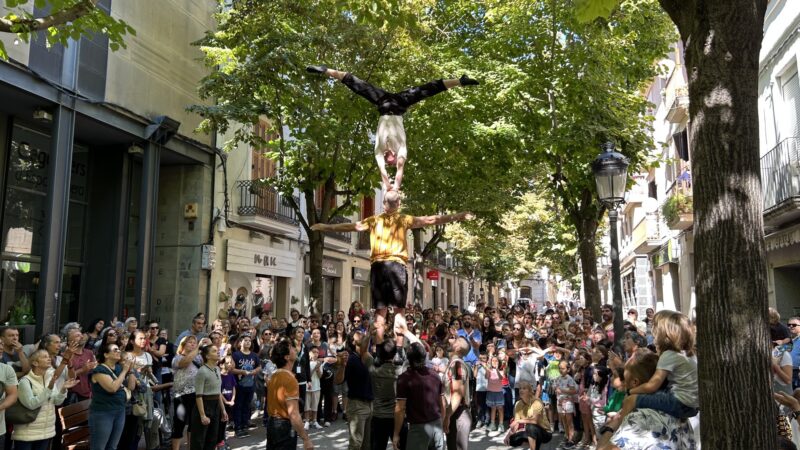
[0,0,135,59]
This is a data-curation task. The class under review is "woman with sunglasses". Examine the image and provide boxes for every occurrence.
[90,343,135,450]
[94,327,118,353]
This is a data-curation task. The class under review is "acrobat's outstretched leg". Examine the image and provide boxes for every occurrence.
[395,74,479,108]
[307,66,387,105]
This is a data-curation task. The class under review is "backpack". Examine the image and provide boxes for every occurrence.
[444,358,471,410]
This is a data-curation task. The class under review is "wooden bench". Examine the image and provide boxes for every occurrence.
[59,399,90,450]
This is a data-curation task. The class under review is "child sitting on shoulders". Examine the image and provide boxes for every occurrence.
[618,310,698,420]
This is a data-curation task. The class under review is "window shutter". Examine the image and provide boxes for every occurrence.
[781,71,800,139]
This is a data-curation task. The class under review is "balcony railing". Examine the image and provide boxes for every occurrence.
[326,215,352,243]
[236,180,299,225]
[631,212,663,254]
[761,137,800,212]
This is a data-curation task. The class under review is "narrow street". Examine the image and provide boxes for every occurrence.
[230,418,567,450]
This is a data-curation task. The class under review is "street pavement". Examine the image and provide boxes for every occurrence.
[229,416,567,450]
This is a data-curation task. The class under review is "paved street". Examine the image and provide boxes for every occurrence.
[230,417,567,450]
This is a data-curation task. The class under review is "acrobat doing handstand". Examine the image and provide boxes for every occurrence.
[307,65,479,191]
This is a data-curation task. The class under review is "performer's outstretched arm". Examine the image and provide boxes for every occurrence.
[310,220,369,233]
[392,156,406,191]
[374,152,394,191]
[410,211,474,229]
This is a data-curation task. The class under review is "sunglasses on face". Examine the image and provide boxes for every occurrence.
[790,324,800,328]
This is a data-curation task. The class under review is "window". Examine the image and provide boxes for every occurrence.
[781,70,800,140]
[1,124,88,327]
[252,120,276,180]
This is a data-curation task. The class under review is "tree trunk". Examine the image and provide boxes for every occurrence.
[306,191,324,316]
[659,1,772,448]
[576,214,602,321]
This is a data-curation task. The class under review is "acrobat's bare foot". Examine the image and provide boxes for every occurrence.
[459,74,479,86]
[306,65,328,74]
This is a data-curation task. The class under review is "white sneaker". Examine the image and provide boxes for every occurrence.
[322,422,331,427]
[312,422,323,429]
[304,421,309,430]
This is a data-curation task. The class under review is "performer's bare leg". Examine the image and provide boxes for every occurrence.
[324,68,347,81]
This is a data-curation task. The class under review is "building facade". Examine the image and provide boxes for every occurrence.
[598,41,696,317]
[759,0,800,319]
[0,1,218,340]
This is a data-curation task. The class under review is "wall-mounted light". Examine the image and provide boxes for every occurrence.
[33,109,52,123]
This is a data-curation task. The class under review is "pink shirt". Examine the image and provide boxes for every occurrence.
[487,368,503,393]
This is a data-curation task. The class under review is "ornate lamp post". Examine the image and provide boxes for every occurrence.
[592,142,629,351]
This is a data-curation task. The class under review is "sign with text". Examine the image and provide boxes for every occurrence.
[226,240,296,278]
[426,270,440,281]
[352,267,370,283]
[303,256,344,278]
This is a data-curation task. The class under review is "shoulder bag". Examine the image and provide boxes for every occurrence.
[6,378,41,425]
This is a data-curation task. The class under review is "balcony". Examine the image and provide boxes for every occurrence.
[663,66,689,123]
[235,180,299,235]
[326,215,353,244]
[666,86,689,123]
[761,137,800,228]
[622,176,648,215]
[663,178,694,230]
[631,213,663,254]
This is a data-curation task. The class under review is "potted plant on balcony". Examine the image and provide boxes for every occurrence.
[662,192,694,230]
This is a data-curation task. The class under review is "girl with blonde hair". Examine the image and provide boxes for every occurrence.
[617,310,699,420]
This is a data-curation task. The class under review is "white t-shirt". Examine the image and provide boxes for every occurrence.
[308,360,321,392]
[515,355,539,387]
[773,349,794,395]
[657,350,698,408]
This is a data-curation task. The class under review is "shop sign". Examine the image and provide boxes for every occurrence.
[303,256,344,277]
[352,267,370,283]
[427,269,440,280]
[226,240,296,278]
[322,259,343,277]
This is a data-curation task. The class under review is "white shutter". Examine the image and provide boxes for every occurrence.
[781,71,800,139]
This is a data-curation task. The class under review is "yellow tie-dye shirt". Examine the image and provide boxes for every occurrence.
[363,212,414,264]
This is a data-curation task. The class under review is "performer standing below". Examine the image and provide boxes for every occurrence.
[311,190,473,342]
[307,65,479,191]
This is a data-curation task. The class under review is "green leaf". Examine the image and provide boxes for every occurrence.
[574,0,619,22]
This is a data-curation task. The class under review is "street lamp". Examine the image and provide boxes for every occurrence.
[592,142,629,352]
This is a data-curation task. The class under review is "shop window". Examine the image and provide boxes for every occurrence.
[0,124,89,327]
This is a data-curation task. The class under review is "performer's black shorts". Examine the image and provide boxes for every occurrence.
[370,261,408,310]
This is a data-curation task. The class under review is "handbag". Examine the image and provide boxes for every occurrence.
[6,379,41,425]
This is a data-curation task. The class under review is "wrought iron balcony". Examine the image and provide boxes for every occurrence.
[761,137,800,228]
[236,180,299,225]
[326,215,353,243]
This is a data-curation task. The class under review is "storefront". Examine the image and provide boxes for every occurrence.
[351,267,370,308]
[225,239,297,320]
